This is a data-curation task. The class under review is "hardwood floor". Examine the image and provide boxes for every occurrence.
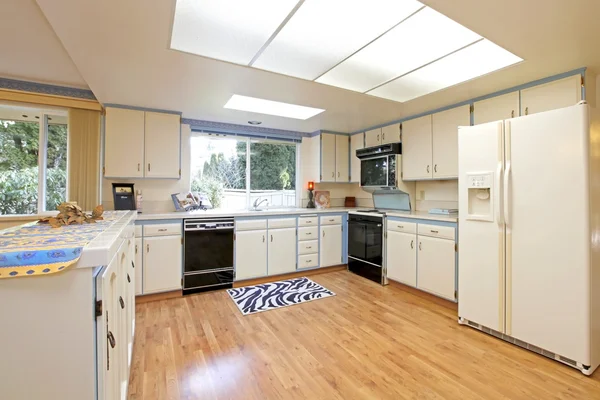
[128,271,600,400]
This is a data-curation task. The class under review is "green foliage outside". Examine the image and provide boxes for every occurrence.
[0,120,67,214]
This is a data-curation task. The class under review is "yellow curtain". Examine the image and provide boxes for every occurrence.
[68,109,101,210]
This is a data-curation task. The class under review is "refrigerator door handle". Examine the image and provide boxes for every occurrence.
[496,162,503,225]
[504,162,511,226]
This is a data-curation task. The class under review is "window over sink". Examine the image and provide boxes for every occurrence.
[190,134,297,210]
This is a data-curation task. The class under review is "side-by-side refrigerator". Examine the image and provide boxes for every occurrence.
[458,103,600,375]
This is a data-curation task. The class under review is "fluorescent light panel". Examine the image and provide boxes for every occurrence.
[368,39,523,102]
[316,7,482,92]
[253,0,424,80]
[224,95,325,120]
[170,0,299,65]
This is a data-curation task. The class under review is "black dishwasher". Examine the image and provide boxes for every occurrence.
[183,217,234,294]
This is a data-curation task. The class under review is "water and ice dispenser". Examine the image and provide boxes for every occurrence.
[466,172,494,222]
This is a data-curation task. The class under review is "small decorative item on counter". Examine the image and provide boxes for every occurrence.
[171,192,203,211]
[344,197,356,207]
[307,181,315,209]
[136,189,143,213]
[38,203,104,228]
[314,191,331,209]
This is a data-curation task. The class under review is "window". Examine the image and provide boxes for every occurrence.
[190,134,297,210]
[0,104,68,215]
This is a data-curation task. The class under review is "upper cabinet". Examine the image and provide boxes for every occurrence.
[350,133,363,183]
[104,107,181,179]
[402,115,433,180]
[335,135,349,182]
[520,75,582,116]
[473,91,519,125]
[303,133,350,183]
[381,123,401,144]
[365,128,381,148]
[320,133,337,182]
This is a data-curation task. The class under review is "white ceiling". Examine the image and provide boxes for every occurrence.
[11,0,600,133]
[0,0,87,88]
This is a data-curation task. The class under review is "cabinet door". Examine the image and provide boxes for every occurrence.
[520,75,582,116]
[144,112,181,178]
[134,238,143,295]
[381,123,400,144]
[386,231,417,287]
[320,133,336,182]
[473,91,519,125]
[335,135,349,182]
[268,228,297,275]
[235,230,267,280]
[417,235,456,300]
[142,236,182,294]
[432,105,470,179]
[104,107,145,178]
[402,115,432,180]
[365,128,381,147]
[350,133,363,183]
[320,224,343,267]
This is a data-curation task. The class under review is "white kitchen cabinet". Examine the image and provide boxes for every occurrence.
[320,223,343,267]
[365,128,382,148]
[235,229,268,280]
[417,235,456,301]
[104,107,145,178]
[432,105,470,179]
[268,228,297,276]
[350,133,363,183]
[402,115,432,180]
[320,133,337,182]
[134,238,143,295]
[335,135,349,182]
[386,230,417,287]
[144,111,181,178]
[520,75,582,116]
[381,123,400,144]
[142,235,182,294]
[473,91,519,125]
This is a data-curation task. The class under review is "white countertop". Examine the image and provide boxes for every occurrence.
[135,207,457,223]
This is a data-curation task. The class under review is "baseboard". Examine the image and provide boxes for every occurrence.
[387,279,458,311]
[233,265,347,287]
[136,290,182,304]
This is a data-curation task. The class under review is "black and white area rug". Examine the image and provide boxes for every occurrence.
[227,277,336,315]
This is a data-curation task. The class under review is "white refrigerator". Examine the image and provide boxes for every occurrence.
[458,103,600,375]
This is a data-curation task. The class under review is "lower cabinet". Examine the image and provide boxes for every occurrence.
[235,229,268,280]
[417,235,456,300]
[142,235,182,294]
[268,227,297,276]
[386,230,417,286]
[134,238,143,295]
[320,222,343,267]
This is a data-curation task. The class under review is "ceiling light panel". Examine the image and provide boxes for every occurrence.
[253,0,424,80]
[171,0,300,65]
[316,7,481,92]
[368,39,522,102]
[224,95,325,120]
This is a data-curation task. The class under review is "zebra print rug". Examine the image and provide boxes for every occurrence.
[227,277,335,315]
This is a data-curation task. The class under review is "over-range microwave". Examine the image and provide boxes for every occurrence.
[357,143,402,188]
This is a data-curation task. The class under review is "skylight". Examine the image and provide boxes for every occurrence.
[224,95,325,120]
[171,0,522,103]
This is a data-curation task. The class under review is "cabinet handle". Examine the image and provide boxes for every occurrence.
[525,107,529,115]
[419,242,422,251]
[431,229,439,234]
[332,172,334,178]
[127,274,131,283]
[148,163,151,172]
[137,163,140,171]
[135,244,138,254]
[511,110,515,118]
[271,235,273,242]
[131,261,135,269]
[306,259,312,263]
[410,240,414,249]
[107,331,116,349]
[146,243,149,252]
[398,225,403,229]
[306,246,312,249]
[119,296,125,309]
[382,133,385,141]
[427,165,430,173]
[338,171,340,178]
[306,232,311,235]
[306,220,312,223]
[262,235,265,242]
[434,164,437,173]
[329,219,335,222]
[377,134,380,141]
[323,230,325,237]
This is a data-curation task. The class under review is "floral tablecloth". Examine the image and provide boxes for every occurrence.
[0,213,119,279]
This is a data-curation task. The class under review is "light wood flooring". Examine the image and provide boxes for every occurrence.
[128,271,600,399]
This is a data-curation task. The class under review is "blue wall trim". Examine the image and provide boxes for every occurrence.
[104,103,182,115]
[185,118,306,141]
[0,77,96,100]
[350,67,587,135]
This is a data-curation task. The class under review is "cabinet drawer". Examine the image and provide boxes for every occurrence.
[298,227,318,241]
[236,219,267,231]
[135,225,143,237]
[387,220,416,234]
[320,215,342,226]
[268,218,296,229]
[143,223,181,237]
[299,240,318,255]
[418,223,455,240]
[298,253,318,269]
[298,216,318,227]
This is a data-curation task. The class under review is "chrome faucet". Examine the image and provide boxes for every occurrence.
[253,198,269,210]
